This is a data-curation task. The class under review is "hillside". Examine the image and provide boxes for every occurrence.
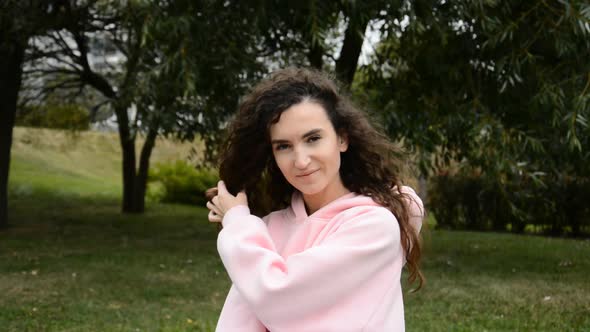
[9,127,199,198]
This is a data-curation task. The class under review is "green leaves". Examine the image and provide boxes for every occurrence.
[357,0,590,227]
[11,0,589,222]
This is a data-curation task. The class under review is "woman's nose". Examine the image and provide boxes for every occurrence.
[293,148,311,169]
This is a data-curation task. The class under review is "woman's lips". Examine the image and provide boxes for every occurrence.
[297,169,318,177]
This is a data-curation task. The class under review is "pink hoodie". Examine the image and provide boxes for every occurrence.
[215,186,424,332]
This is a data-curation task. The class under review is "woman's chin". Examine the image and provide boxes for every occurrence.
[294,184,325,197]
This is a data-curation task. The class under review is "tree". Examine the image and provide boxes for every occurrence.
[0,0,73,228]
[359,0,590,232]
[255,0,404,86]
[128,0,265,211]
[22,0,265,213]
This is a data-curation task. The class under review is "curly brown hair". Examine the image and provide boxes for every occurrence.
[217,67,424,289]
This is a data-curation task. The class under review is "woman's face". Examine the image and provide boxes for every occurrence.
[269,100,349,199]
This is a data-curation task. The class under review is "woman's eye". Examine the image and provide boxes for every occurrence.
[275,144,290,151]
[307,136,321,143]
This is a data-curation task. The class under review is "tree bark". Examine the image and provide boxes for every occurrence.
[120,139,137,213]
[133,124,158,213]
[113,103,138,213]
[0,0,70,228]
[308,41,324,70]
[335,14,370,86]
[0,36,26,229]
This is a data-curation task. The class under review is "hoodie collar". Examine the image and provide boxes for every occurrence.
[290,190,380,221]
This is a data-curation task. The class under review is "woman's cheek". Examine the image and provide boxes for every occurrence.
[274,153,291,178]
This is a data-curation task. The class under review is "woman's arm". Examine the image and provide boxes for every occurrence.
[216,284,267,332]
[217,205,401,330]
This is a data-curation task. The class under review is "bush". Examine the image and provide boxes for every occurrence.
[428,172,590,236]
[145,180,166,205]
[543,176,590,236]
[149,161,219,205]
[16,103,90,130]
[427,172,512,231]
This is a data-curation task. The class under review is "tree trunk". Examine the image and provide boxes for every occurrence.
[115,102,159,214]
[133,125,158,213]
[113,104,138,213]
[335,14,370,86]
[0,37,26,229]
[308,41,324,70]
[121,138,137,213]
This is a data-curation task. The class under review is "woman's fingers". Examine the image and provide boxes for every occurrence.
[210,182,249,215]
[236,190,248,204]
[205,187,218,200]
[208,209,222,223]
[212,195,220,209]
[217,180,229,196]
[206,201,223,217]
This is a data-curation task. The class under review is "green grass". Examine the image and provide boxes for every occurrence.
[9,127,197,198]
[2,196,224,331]
[406,231,590,331]
[2,127,589,331]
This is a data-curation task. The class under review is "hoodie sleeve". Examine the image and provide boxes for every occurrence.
[399,185,425,234]
[216,204,400,329]
[215,284,267,332]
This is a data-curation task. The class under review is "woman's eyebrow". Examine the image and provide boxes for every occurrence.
[270,138,289,145]
[302,128,323,138]
[271,129,323,144]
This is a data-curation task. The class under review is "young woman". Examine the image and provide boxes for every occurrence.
[206,68,424,331]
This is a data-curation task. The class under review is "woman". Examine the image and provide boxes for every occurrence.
[206,67,424,331]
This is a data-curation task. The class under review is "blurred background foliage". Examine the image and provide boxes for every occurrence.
[148,161,218,206]
[16,102,90,131]
[1,0,589,235]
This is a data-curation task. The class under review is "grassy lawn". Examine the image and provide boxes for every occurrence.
[407,231,589,331]
[2,127,589,331]
[2,194,224,332]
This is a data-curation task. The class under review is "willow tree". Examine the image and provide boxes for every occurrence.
[360,0,590,232]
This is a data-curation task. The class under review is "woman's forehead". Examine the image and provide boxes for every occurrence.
[269,101,334,139]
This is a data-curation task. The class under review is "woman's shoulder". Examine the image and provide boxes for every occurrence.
[323,194,399,233]
[345,186,424,217]
[261,205,294,224]
[345,186,424,233]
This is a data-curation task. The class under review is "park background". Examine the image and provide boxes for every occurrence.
[1,1,589,331]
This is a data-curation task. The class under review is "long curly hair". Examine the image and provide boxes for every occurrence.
[217,67,424,289]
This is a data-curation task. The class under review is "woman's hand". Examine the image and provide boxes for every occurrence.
[207,181,248,223]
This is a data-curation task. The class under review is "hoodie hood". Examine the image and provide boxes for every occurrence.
[289,191,381,221]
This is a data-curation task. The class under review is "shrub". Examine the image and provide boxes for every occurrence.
[428,172,590,236]
[149,161,219,205]
[16,103,90,130]
[146,181,166,205]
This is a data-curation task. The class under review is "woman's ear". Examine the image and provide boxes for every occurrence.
[338,133,349,152]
